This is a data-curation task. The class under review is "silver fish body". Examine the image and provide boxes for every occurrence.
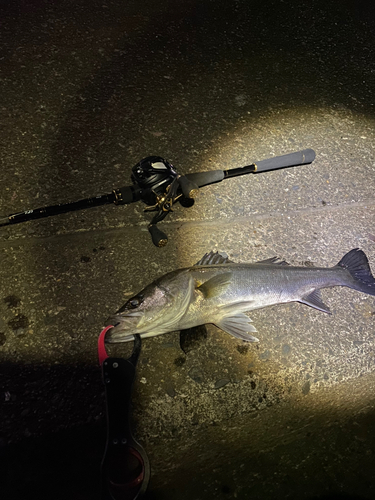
[106,249,375,343]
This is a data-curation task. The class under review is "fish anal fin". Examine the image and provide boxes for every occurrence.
[197,272,232,299]
[215,313,259,342]
[299,289,331,314]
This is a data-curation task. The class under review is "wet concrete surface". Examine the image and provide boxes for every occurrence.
[1,0,375,498]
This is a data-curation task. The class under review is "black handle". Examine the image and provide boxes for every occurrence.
[101,346,150,499]
[255,148,315,173]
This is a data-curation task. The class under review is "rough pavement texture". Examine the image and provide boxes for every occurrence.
[1,0,375,499]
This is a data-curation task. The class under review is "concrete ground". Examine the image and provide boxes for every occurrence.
[1,0,375,498]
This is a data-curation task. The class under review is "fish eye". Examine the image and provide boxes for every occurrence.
[129,296,142,309]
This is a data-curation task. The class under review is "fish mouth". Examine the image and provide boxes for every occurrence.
[105,328,135,344]
[104,312,142,343]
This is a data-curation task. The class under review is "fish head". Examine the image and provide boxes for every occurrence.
[105,270,193,343]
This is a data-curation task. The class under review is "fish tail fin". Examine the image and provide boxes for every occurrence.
[337,248,375,296]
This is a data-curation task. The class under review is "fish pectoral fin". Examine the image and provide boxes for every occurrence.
[215,313,259,342]
[299,289,331,314]
[197,272,232,299]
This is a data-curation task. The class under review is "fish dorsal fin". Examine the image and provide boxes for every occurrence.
[215,313,259,342]
[194,251,234,266]
[197,272,232,298]
[299,289,331,314]
[257,256,289,266]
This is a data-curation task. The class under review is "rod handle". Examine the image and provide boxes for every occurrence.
[255,148,315,173]
[184,170,225,188]
[177,175,199,199]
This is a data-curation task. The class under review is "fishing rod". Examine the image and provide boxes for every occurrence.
[0,148,315,247]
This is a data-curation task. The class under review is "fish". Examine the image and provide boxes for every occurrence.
[105,248,375,343]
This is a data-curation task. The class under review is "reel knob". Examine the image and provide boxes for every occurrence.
[148,224,168,247]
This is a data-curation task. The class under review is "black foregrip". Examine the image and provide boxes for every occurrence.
[115,186,141,205]
[255,148,315,173]
[185,170,225,188]
[177,175,199,199]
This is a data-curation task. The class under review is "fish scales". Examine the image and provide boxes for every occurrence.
[183,264,344,324]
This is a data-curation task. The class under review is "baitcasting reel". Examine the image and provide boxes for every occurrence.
[0,149,316,247]
[127,156,199,246]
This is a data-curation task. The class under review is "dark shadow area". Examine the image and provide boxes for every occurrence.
[0,362,104,441]
[2,424,104,500]
[0,362,104,499]
[1,362,375,499]
[310,495,368,500]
